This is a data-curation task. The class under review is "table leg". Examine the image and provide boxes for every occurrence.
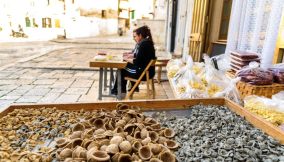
[104,67,107,91]
[117,69,122,100]
[109,68,114,95]
[98,68,103,100]
[157,66,162,84]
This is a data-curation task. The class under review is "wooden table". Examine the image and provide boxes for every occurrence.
[90,59,127,100]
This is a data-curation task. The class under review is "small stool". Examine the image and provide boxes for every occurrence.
[155,59,170,84]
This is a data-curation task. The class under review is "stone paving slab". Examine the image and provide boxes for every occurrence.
[55,94,81,103]
[33,79,57,85]
[49,87,67,93]
[25,88,51,96]
[0,90,10,97]
[0,85,19,91]
[0,72,11,77]
[16,95,43,103]
[0,100,15,112]
[39,93,61,103]
[0,95,21,100]
[16,85,35,90]
[64,88,89,95]
[6,89,29,96]
[74,72,95,78]
[71,79,94,88]
[16,79,35,85]
[51,80,75,88]
[0,79,18,85]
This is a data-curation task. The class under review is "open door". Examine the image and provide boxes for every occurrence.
[189,0,210,62]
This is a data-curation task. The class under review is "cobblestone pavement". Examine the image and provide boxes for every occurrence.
[0,36,173,111]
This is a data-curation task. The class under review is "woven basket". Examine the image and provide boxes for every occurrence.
[236,81,284,99]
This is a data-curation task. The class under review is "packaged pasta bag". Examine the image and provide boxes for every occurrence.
[207,80,226,97]
[212,77,242,104]
[203,54,228,85]
[187,87,209,98]
[172,56,195,82]
[269,63,284,84]
[166,59,184,78]
[236,62,273,85]
[211,54,231,72]
[272,91,284,112]
[244,95,284,126]
[192,62,205,76]
[175,79,188,98]
[186,71,208,98]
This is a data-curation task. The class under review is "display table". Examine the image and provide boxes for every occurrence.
[2,98,283,144]
[90,58,127,100]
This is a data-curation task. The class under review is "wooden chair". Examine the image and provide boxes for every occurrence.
[125,59,156,99]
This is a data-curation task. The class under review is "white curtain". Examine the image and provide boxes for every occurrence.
[225,0,284,68]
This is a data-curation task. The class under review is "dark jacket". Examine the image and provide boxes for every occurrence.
[132,39,156,78]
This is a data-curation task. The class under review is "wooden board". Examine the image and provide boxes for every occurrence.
[0,98,225,117]
[89,61,127,69]
[1,98,283,144]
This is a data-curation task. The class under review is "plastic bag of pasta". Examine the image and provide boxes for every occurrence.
[272,91,284,112]
[213,77,242,104]
[201,55,241,103]
[236,62,273,85]
[166,59,184,78]
[203,54,229,85]
[175,79,188,98]
[187,88,209,98]
[180,66,207,98]
[269,63,284,84]
[244,95,284,125]
[172,56,195,82]
[211,54,231,71]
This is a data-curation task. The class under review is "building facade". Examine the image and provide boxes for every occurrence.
[0,0,119,41]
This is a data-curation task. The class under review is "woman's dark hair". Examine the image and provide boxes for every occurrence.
[133,25,154,44]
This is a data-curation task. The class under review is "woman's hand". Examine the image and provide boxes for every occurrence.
[123,53,134,61]
[125,58,133,64]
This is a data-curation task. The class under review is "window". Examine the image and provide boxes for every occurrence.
[102,10,106,18]
[33,18,38,28]
[42,18,52,28]
[25,17,31,27]
[219,0,232,40]
[55,19,60,28]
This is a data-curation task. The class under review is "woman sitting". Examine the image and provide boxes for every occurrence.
[111,25,156,95]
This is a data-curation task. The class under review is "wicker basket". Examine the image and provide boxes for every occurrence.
[236,81,284,99]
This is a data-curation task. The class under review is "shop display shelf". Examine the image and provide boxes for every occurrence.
[1,98,283,144]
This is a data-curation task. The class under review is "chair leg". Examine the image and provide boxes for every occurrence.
[126,81,140,99]
[146,72,150,99]
[146,80,150,98]
[151,79,155,99]
[157,66,162,84]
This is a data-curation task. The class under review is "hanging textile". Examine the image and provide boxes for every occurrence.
[225,0,284,68]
